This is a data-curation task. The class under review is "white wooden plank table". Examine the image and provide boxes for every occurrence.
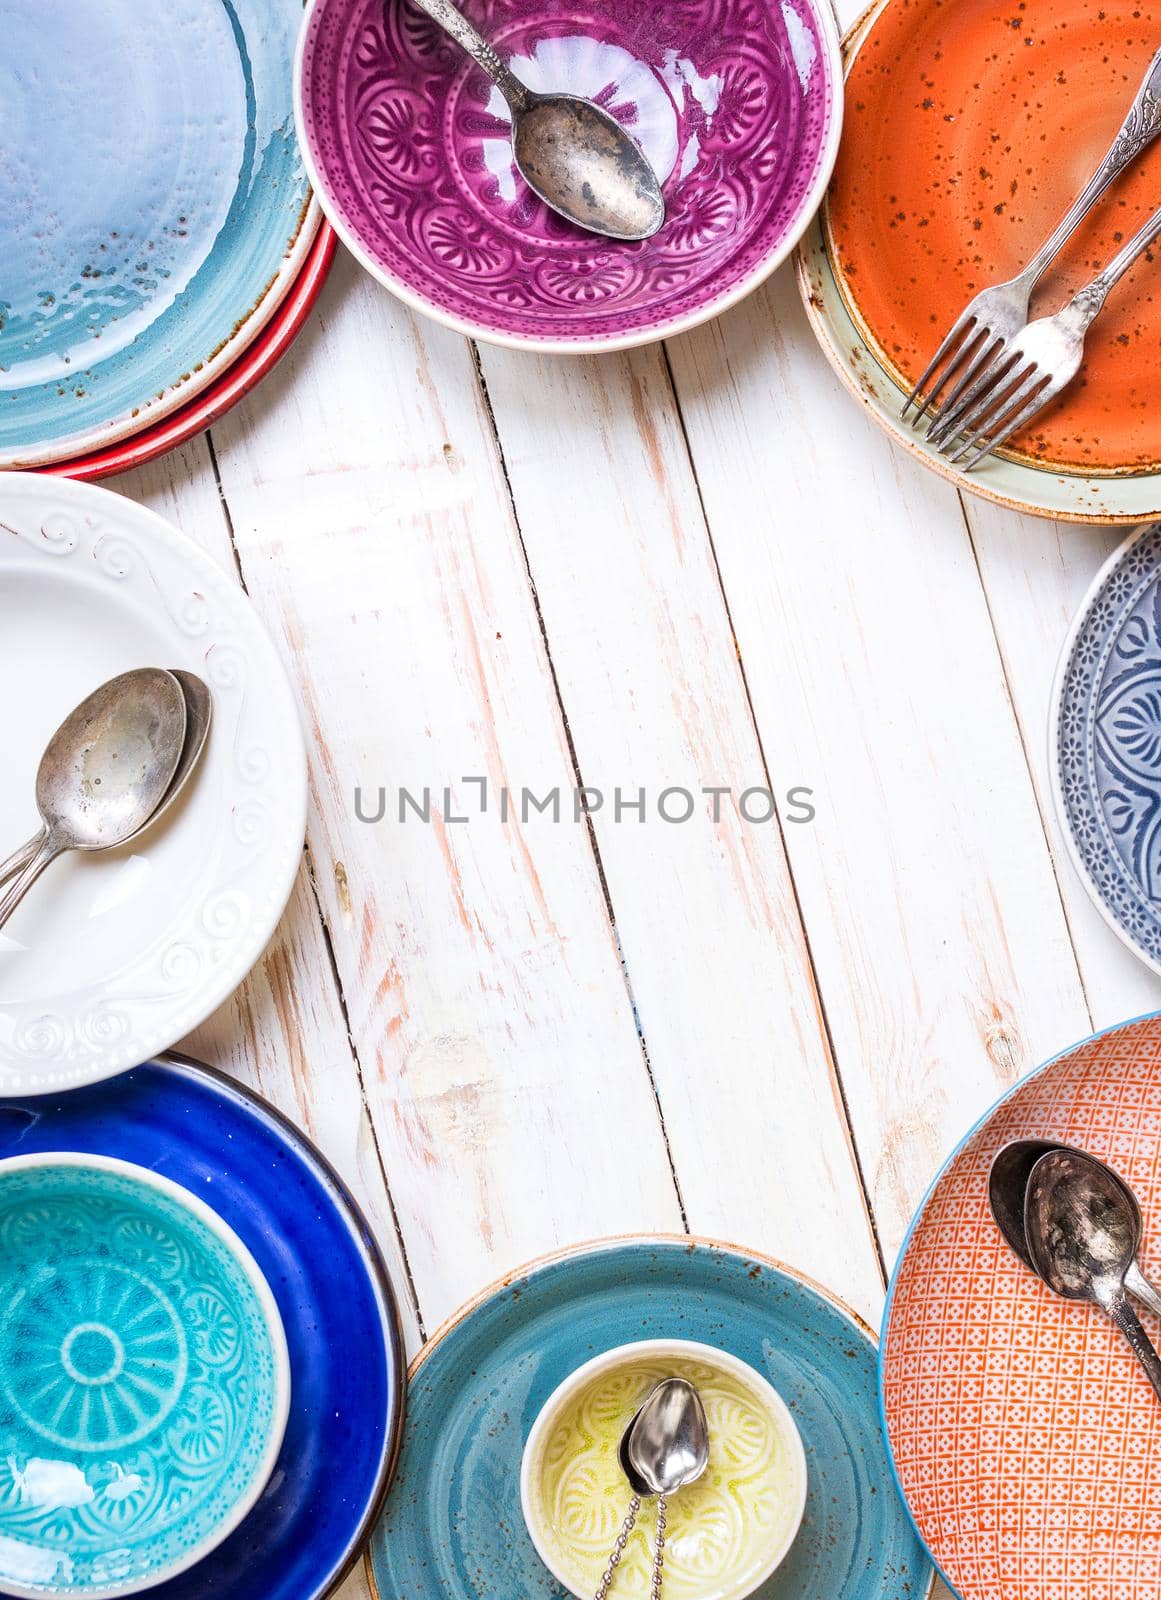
[105,3,1161,1581]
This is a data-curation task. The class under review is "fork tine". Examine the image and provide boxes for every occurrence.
[933,347,1023,451]
[958,379,1056,472]
[924,334,1012,446]
[901,314,979,421]
[946,368,1046,467]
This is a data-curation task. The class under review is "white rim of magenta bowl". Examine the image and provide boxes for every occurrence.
[292,0,845,355]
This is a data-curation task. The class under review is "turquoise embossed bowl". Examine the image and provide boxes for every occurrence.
[0,1154,291,1598]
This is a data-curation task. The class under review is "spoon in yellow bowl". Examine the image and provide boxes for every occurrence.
[596,1379,710,1599]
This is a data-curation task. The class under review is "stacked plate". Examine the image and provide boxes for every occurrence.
[1,0,335,479]
[797,0,1161,522]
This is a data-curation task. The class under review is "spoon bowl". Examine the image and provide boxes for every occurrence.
[0,669,187,932]
[627,1377,710,1496]
[1025,1146,1161,1405]
[513,95,665,241]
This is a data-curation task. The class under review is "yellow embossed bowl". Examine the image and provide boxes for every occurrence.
[520,1338,808,1600]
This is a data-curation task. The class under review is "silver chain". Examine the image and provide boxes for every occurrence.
[593,1496,640,1600]
[649,1495,667,1600]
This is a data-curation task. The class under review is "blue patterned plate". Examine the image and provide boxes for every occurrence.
[0,0,318,468]
[0,1056,405,1600]
[1052,523,1161,973]
[367,1237,931,1600]
[0,1154,289,1597]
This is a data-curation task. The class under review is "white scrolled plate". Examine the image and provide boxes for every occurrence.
[0,474,307,1093]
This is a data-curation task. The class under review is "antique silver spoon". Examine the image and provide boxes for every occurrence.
[409,0,664,241]
[1025,1147,1161,1403]
[0,669,213,889]
[0,669,187,932]
[627,1378,710,1600]
[990,1139,1161,1316]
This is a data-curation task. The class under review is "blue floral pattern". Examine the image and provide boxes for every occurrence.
[0,1162,285,1596]
[1056,524,1161,968]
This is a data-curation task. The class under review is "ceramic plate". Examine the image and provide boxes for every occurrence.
[0,1053,406,1600]
[0,0,321,469]
[0,1153,290,1598]
[367,1236,932,1600]
[882,1011,1161,1600]
[1051,524,1161,975]
[48,226,338,486]
[795,0,1161,523]
[295,0,843,351]
[0,475,307,1093]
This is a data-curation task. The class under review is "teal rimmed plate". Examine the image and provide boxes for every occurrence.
[0,0,319,468]
[367,1235,932,1600]
[0,1153,290,1598]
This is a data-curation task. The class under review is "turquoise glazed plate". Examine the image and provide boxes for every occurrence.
[367,1236,932,1600]
[0,1154,290,1598]
[0,0,319,468]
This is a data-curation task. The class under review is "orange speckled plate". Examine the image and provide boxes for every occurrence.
[825,0,1161,476]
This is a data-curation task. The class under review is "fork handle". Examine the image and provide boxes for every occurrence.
[1068,201,1161,324]
[1022,47,1161,287]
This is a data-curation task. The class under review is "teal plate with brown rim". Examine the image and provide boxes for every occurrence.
[367,1236,931,1600]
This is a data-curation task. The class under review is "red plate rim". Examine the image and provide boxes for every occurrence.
[37,223,338,483]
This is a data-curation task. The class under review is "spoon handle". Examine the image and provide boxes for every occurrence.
[1125,1262,1161,1320]
[594,1495,640,1600]
[0,837,61,933]
[0,830,45,889]
[649,1494,667,1600]
[410,0,530,112]
[1108,1292,1161,1402]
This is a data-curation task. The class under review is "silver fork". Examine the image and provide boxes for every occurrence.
[930,201,1161,470]
[901,46,1161,428]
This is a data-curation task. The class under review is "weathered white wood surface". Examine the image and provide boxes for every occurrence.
[105,51,1161,1592]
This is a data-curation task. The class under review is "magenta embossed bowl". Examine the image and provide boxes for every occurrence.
[294,0,843,350]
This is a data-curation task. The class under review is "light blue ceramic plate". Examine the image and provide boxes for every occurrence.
[1052,522,1161,976]
[0,1153,290,1599]
[367,1236,932,1600]
[0,0,317,468]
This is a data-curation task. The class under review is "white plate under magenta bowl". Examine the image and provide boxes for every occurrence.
[0,475,307,1094]
[294,0,843,352]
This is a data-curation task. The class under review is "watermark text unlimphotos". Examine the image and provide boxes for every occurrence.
[354,780,816,826]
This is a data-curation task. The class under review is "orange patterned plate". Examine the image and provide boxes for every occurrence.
[883,1012,1161,1600]
[823,0,1161,478]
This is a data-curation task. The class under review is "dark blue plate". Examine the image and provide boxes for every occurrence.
[0,1054,405,1600]
[368,1237,930,1600]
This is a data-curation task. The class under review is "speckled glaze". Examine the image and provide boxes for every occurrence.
[882,1012,1161,1600]
[825,0,1161,474]
[367,1237,932,1600]
[295,0,843,349]
[0,1056,405,1600]
[0,1155,289,1599]
[1051,523,1161,977]
[0,0,317,468]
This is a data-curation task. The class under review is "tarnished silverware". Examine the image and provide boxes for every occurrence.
[405,0,664,241]
[902,45,1161,429]
[1025,1147,1161,1403]
[990,1139,1161,1316]
[0,669,212,888]
[0,669,187,932]
[923,203,1161,466]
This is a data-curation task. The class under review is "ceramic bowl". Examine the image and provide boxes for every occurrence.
[295,0,843,351]
[521,1338,807,1600]
[883,1011,1161,1600]
[0,1152,291,1599]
